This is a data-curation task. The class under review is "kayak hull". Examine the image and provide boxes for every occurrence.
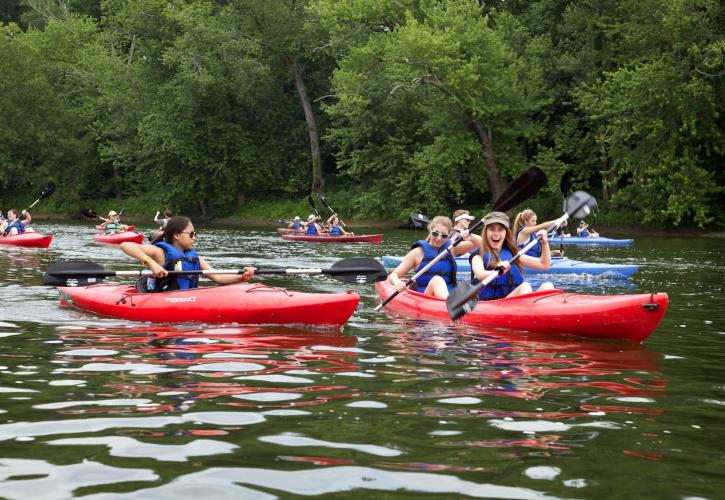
[375,280,668,342]
[282,233,383,244]
[382,255,639,278]
[58,283,360,327]
[93,231,144,245]
[553,236,633,246]
[277,228,304,234]
[0,232,53,248]
[96,224,134,231]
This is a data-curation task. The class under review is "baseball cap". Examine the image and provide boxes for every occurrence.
[482,211,510,229]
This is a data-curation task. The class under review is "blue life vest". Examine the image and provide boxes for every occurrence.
[305,222,318,236]
[516,228,541,258]
[469,247,523,301]
[4,220,25,235]
[411,239,457,293]
[291,221,302,230]
[579,228,589,237]
[329,224,342,236]
[104,221,124,234]
[140,241,201,292]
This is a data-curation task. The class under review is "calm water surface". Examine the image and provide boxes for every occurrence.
[0,221,723,499]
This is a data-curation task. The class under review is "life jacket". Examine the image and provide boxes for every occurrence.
[469,247,523,301]
[411,239,457,293]
[136,241,201,292]
[329,224,342,236]
[104,221,124,234]
[3,220,25,235]
[291,221,302,230]
[516,228,541,258]
[305,222,318,236]
[579,228,589,237]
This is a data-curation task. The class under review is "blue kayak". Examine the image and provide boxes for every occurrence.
[552,236,633,246]
[381,255,638,279]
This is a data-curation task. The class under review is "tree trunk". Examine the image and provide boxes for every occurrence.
[290,59,324,193]
[598,129,616,209]
[112,164,123,200]
[470,118,507,200]
[235,192,246,211]
[197,199,208,219]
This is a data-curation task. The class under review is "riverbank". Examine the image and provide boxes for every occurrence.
[33,212,724,237]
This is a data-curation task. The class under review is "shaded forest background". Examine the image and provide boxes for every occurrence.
[1,0,723,227]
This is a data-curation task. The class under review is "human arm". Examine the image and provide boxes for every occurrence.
[517,219,560,245]
[471,253,510,282]
[199,256,255,285]
[119,242,168,277]
[387,248,423,292]
[451,230,482,256]
[520,230,551,270]
[21,211,32,226]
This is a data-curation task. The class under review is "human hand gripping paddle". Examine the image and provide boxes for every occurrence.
[375,167,548,312]
[42,258,388,287]
[445,190,598,320]
[318,195,350,232]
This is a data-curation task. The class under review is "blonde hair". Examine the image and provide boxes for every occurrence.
[479,223,523,273]
[426,216,452,243]
[513,208,536,236]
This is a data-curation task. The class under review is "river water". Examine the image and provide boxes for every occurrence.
[0,221,723,499]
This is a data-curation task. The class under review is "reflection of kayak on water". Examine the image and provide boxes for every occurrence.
[381,255,638,278]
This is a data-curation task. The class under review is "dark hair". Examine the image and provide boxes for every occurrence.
[163,210,173,218]
[151,215,192,244]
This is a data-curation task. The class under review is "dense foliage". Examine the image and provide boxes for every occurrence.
[1,0,722,226]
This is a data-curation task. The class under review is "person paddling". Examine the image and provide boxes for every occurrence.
[120,215,255,292]
[303,214,324,235]
[576,220,599,238]
[327,214,352,236]
[513,208,565,257]
[100,211,129,234]
[1,209,31,236]
[470,211,553,300]
[154,210,173,229]
[288,216,303,230]
[388,215,481,299]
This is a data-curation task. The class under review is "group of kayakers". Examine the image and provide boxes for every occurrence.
[0,209,32,236]
[289,213,353,236]
[388,207,559,301]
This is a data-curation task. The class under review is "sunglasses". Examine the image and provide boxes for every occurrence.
[180,230,197,238]
[430,230,449,240]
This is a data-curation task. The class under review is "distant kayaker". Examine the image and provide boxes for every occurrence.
[1,209,31,236]
[576,220,599,238]
[100,211,129,234]
[288,216,303,230]
[513,208,565,257]
[388,215,482,299]
[327,214,352,236]
[303,214,324,235]
[154,210,173,229]
[470,211,553,300]
[120,215,255,292]
[451,210,475,238]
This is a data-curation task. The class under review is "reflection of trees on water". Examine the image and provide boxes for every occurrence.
[52,325,362,414]
[0,248,54,284]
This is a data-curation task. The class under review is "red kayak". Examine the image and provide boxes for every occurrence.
[277,228,304,234]
[96,224,134,231]
[282,233,384,244]
[375,280,668,342]
[93,231,144,245]
[58,283,360,327]
[0,231,53,248]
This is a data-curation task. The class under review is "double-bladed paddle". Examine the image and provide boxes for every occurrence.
[43,258,388,287]
[318,195,350,231]
[445,190,598,320]
[410,213,430,230]
[375,167,548,311]
[82,208,126,223]
[25,183,56,212]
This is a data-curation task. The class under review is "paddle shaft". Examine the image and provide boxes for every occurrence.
[25,184,55,212]
[319,196,349,230]
[49,266,383,278]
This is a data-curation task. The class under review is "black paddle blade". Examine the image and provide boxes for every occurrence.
[492,167,548,213]
[43,261,109,287]
[410,213,430,229]
[39,183,56,200]
[560,170,574,196]
[307,195,318,213]
[446,281,480,320]
[566,190,598,219]
[82,208,99,219]
[328,258,388,284]
[118,208,126,216]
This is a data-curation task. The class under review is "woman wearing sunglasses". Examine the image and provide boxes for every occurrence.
[388,215,481,299]
[470,211,553,300]
[120,216,255,292]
